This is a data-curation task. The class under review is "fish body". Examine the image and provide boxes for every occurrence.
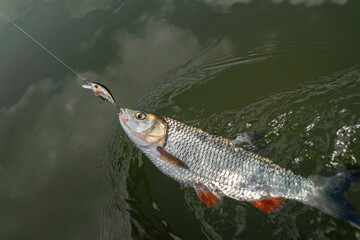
[161,116,315,202]
[119,108,360,227]
[82,82,117,106]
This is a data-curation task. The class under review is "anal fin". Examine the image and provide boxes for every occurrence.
[194,183,221,208]
[156,146,188,169]
[250,198,284,213]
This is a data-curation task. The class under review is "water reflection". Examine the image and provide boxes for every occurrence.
[202,0,348,9]
[64,0,114,18]
[105,18,199,102]
[98,133,132,239]
[0,0,360,239]
[0,0,32,30]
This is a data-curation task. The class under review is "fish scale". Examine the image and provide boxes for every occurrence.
[162,116,315,202]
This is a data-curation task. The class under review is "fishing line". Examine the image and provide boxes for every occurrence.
[1,11,120,110]
[0,12,88,83]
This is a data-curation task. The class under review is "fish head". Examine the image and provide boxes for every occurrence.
[119,108,167,148]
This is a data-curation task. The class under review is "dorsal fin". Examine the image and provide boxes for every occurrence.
[249,198,284,213]
[156,146,189,169]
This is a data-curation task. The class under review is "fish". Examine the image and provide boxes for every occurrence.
[82,82,118,107]
[118,108,360,228]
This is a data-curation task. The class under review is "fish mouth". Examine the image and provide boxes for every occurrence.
[119,109,131,132]
[118,109,149,146]
[119,108,127,122]
[81,83,92,89]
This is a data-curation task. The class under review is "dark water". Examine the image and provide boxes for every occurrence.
[1,0,360,239]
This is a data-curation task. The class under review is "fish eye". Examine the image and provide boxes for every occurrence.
[94,84,99,89]
[135,112,146,120]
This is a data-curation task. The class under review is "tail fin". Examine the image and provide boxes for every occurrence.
[307,169,360,228]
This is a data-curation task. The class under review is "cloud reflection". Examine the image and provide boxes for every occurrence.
[0,12,203,238]
[64,0,112,18]
[0,0,32,30]
[0,76,116,198]
[202,0,348,9]
[2,78,56,115]
[102,18,199,102]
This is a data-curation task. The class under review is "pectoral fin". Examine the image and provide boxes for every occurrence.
[194,183,222,207]
[156,146,188,169]
[249,198,284,213]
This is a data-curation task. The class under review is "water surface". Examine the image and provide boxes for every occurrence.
[0,0,360,239]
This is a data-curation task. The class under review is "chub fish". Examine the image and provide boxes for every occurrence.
[118,108,360,228]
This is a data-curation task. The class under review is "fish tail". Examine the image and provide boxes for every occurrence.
[307,169,360,228]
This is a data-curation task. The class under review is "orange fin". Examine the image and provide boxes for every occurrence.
[156,146,189,169]
[250,198,284,213]
[194,183,221,207]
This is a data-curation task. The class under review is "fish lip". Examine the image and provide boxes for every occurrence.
[119,109,150,147]
[81,83,92,89]
[119,109,130,129]
[119,108,127,121]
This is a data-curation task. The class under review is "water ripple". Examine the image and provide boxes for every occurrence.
[102,37,360,238]
[129,64,360,239]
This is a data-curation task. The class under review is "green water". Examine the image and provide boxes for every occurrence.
[1,0,360,239]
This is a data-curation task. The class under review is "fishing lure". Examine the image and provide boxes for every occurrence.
[82,82,119,108]
[0,13,120,110]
